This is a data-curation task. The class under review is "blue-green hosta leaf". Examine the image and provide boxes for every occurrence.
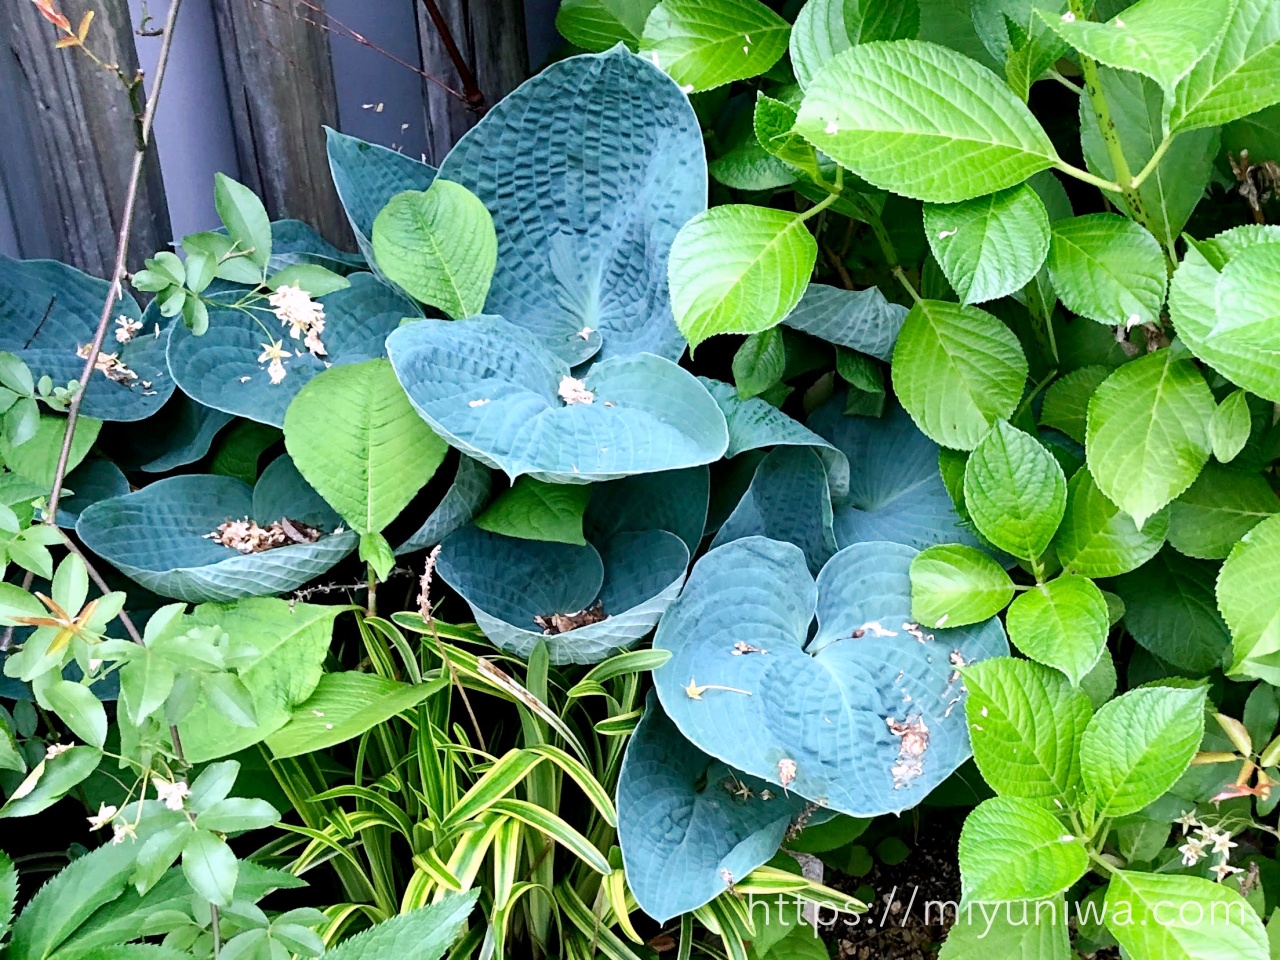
[640,0,790,92]
[584,466,710,555]
[438,525,689,664]
[778,283,909,361]
[653,537,1008,816]
[1048,214,1167,326]
[1080,684,1207,817]
[809,398,985,551]
[387,315,727,483]
[266,219,366,272]
[958,796,1088,903]
[618,693,823,921]
[177,598,341,763]
[1168,463,1280,560]
[54,459,128,529]
[556,0,659,51]
[119,392,235,474]
[266,671,437,758]
[395,456,493,555]
[1043,0,1232,93]
[964,420,1066,560]
[700,378,850,500]
[795,40,1059,203]
[1105,870,1268,960]
[962,657,1092,807]
[892,300,1029,450]
[76,456,357,602]
[790,0,920,89]
[284,358,448,535]
[371,181,498,318]
[1169,229,1280,401]
[1080,68,1219,252]
[1006,575,1109,684]
[168,273,419,428]
[1054,469,1169,577]
[1086,349,1215,529]
[910,544,1016,627]
[0,256,173,421]
[325,126,436,271]
[924,184,1051,305]
[1220,512,1280,681]
[438,46,704,364]
[1172,0,1280,132]
[711,447,838,574]
[669,205,816,351]
[1113,550,1230,673]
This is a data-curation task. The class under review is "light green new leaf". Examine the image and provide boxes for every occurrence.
[182,830,238,908]
[962,657,1092,807]
[267,671,439,758]
[1048,214,1166,326]
[1080,684,1207,817]
[937,896,1071,960]
[371,180,497,318]
[1040,365,1110,444]
[789,0,920,89]
[1168,463,1280,559]
[639,0,790,92]
[0,414,100,487]
[120,649,176,726]
[1173,0,1280,132]
[1220,513,1280,681]
[924,184,1050,304]
[669,205,816,350]
[1210,389,1252,463]
[732,327,786,399]
[1043,0,1232,93]
[556,0,659,50]
[1054,468,1169,576]
[284,358,447,535]
[1080,67,1220,252]
[320,892,479,960]
[910,543,1015,627]
[958,796,1088,904]
[1085,349,1215,529]
[1105,870,1268,960]
[474,477,592,545]
[214,173,271,269]
[40,679,107,748]
[1007,575,1109,684]
[892,300,1028,450]
[794,40,1059,202]
[964,420,1066,560]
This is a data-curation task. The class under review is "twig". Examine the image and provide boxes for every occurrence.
[820,241,854,291]
[46,0,185,522]
[418,0,485,111]
[290,567,413,603]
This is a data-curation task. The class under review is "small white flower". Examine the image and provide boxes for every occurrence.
[557,375,594,405]
[87,803,118,831]
[1175,810,1202,834]
[824,120,839,135]
[269,284,326,343]
[1179,837,1209,866]
[114,315,143,344]
[152,777,191,811]
[45,742,74,760]
[112,821,137,845]
[1204,829,1237,857]
[1212,862,1243,882]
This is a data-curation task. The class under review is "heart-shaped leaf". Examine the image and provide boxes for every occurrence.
[437,46,705,364]
[809,397,985,551]
[654,536,1008,816]
[618,692,825,922]
[77,455,358,602]
[438,525,689,665]
[387,315,728,483]
[168,273,419,427]
[779,283,908,360]
[0,256,173,421]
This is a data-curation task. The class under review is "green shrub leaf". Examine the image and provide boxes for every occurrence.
[795,40,1059,202]
[267,672,439,759]
[639,0,790,92]
[1048,214,1167,326]
[1080,684,1207,817]
[1219,513,1280,681]
[958,796,1088,904]
[732,327,786,399]
[1112,550,1230,673]
[790,0,919,89]
[474,477,592,545]
[892,300,1028,450]
[1054,469,1169,577]
[1006,575,1110,684]
[1168,463,1280,560]
[1172,0,1280,131]
[910,543,1015,628]
[556,0,658,51]
[964,420,1066,560]
[1209,388,1251,463]
[1104,870,1268,960]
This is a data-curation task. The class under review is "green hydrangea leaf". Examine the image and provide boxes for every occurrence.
[1220,513,1280,681]
[1104,870,1268,960]
[1048,214,1167,326]
[958,796,1088,904]
[910,543,1015,628]
[1210,389,1252,463]
[790,0,919,89]
[1172,0,1280,132]
[937,896,1071,959]
[964,420,1066,560]
[639,0,790,92]
[1006,575,1109,684]
[1039,365,1110,444]
[556,0,658,50]
[1168,463,1280,560]
[732,328,786,399]
[1054,469,1169,577]
[1112,550,1230,673]
[473,477,591,545]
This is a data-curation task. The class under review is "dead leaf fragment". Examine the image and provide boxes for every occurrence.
[533,600,606,635]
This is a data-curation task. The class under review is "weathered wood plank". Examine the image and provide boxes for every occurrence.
[3,0,170,275]
[416,0,530,164]
[210,0,352,246]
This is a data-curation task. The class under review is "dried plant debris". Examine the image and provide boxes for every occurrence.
[886,714,930,789]
[77,343,138,384]
[206,516,325,554]
[533,600,606,634]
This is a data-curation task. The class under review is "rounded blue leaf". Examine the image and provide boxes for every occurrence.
[167,273,418,427]
[387,315,728,483]
[438,46,706,363]
[781,283,908,361]
[654,537,1008,816]
[77,455,357,602]
[395,455,493,556]
[584,466,710,556]
[54,459,129,528]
